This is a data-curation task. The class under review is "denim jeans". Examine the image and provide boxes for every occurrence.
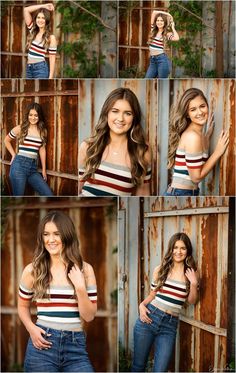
[132,304,179,372]
[26,61,49,78]
[9,155,53,196]
[24,324,94,372]
[163,186,200,196]
[145,54,171,78]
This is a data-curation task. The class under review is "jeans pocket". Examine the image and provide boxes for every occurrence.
[74,332,86,347]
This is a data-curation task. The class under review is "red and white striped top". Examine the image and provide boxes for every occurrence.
[9,129,42,159]
[27,21,57,62]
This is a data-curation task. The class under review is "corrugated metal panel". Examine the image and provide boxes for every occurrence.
[1,79,79,196]
[1,0,117,78]
[119,1,235,78]
[119,196,232,372]
[1,196,117,372]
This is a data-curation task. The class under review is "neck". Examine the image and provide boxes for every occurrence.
[172,261,185,272]
[188,122,204,135]
[109,131,128,147]
[50,255,66,268]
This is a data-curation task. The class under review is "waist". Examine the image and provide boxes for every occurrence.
[168,185,199,194]
[149,52,166,57]
[36,322,83,333]
[148,303,179,319]
[15,154,38,162]
[27,59,47,66]
[17,151,38,160]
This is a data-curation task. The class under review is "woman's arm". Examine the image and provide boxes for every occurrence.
[78,141,89,194]
[4,125,21,163]
[39,146,47,180]
[151,10,172,24]
[184,130,229,184]
[68,262,97,322]
[24,3,54,26]
[139,265,160,323]
[18,264,52,350]
[185,268,199,304]
[168,19,180,41]
[48,35,57,79]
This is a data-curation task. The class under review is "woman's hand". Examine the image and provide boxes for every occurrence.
[29,324,52,350]
[215,130,229,157]
[10,154,16,164]
[42,169,47,181]
[44,3,54,11]
[206,112,215,139]
[68,264,86,291]
[139,303,152,324]
[185,268,198,286]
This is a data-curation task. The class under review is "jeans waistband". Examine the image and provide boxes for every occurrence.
[36,323,84,336]
[15,154,37,162]
[148,303,179,320]
[167,185,199,196]
[150,53,166,59]
[27,61,47,67]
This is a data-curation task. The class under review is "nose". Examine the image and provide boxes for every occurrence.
[49,235,55,242]
[117,112,124,122]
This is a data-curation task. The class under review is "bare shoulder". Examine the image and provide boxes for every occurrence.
[83,261,95,276]
[11,125,21,136]
[181,129,202,152]
[20,263,34,288]
[153,265,161,277]
[50,34,57,44]
[79,140,89,153]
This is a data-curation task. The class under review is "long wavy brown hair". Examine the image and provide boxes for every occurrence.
[19,103,47,146]
[168,88,209,169]
[26,8,51,50]
[153,232,197,294]
[81,87,149,186]
[32,211,83,299]
[148,13,169,45]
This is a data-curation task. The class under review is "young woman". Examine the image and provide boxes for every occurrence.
[24,3,57,79]
[18,210,97,372]
[145,10,179,78]
[4,102,53,196]
[79,87,152,196]
[132,232,198,372]
[165,88,229,196]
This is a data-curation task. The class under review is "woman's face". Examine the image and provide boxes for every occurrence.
[187,95,209,126]
[172,240,188,263]
[107,99,134,136]
[156,16,165,29]
[43,221,63,257]
[36,12,46,28]
[28,109,39,125]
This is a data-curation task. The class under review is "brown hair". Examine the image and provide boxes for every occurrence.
[26,8,51,50]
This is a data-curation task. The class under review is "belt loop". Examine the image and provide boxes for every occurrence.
[72,331,75,342]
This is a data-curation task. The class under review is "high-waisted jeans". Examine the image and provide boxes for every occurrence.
[132,304,179,372]
[145,54,171,78]
[9,155,53,196]
[26,61,49,78]
[163,185,200,196]
[24,324,94,372]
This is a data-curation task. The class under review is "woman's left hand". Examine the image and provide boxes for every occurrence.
[42,170,47,181]
[206,112,215,139]
[68,264,86,290]
[185,268,198,286]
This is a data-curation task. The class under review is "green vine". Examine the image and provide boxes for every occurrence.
[168,1,215,77]
[56,1,115,78]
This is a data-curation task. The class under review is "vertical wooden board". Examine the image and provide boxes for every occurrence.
[119,4,128,45]
[199,330,215,371]
[2,97,18,161]
[79,206,107,310]
[178,322,193,371]
[118,48,127,71]
[57,179,78,196]
[200,214,218,325]
[130,9,140,46]
[142,9,150,47]
[130,49,139,67]
[225,80,235,195]
[1,315,15,371]
[85,317,109,372]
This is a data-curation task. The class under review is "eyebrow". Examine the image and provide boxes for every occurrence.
[43,230,60,234]
[111,107,133,112]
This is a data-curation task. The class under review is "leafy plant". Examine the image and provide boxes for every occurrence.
[56,1,114,77]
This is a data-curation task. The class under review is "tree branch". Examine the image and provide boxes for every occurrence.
[172,1,216,31]
[70,1,116,32]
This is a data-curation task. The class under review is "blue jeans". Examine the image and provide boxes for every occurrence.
[24,324,94,372]
[26,61,49,78]
[163,186,200,196]
[9,155,53,196]
[132,304,179,372]
[145,54,171,78]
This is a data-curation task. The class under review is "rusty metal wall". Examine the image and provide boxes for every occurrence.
[1,0,117,78]
[1,79,79,196]
[78,79,235,196]
[1,196,117,372]
[119,196,233,372]
[118,1,235,78]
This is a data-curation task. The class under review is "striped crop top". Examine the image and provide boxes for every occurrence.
[149,25,174,55]
[150,278,188,314]
[79,161,152,196]
[19,283,97,331]
[172,148,208,189]
[27,22,57,62]
[9,129,42,159]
